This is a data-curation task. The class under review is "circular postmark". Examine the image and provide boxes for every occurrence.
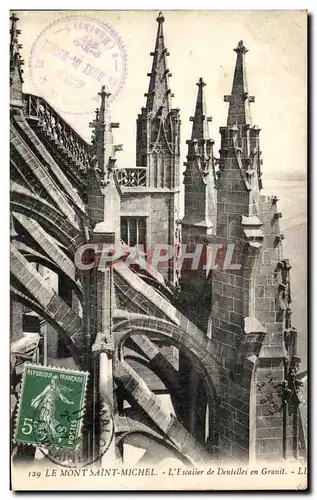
[29,14,128,115]
[32,395,114,468]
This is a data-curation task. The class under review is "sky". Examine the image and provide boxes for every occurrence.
[17,10,307,181]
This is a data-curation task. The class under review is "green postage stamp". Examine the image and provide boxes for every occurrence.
[14,364,88,451]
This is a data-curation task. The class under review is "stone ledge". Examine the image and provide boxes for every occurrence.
[244,316,266,334]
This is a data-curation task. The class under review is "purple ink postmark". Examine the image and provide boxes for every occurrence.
[29,14,128,115]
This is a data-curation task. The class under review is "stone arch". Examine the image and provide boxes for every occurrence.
[122,333,184,419]
[10,187,82,252]
[121,348,206,442]
[122,349,185,421]
[118,431,191,466]
[116,413,174,445]
[10,285,83,367]
[134,272,174,302]
[114,316,219,399]
[115,357,212,464]
[114,315,220,454]
[10,248,84,364]
[13,241,82,301]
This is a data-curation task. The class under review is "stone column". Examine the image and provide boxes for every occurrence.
[98,349,116,465]
[90,225,117,466]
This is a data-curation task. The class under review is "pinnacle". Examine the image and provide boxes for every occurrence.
[156,11,165,23]
[234,40,248,54]
[144,12,172,115]
[10,13,23,59]
[224,39,254,126]
[10,11,24,99]
[98,85,111,100]
[96,85,112,124]
[197,77,206,88]
[10,13,19,22]
[190,77,212,141]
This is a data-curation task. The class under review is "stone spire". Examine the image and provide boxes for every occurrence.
[134,12,180,283]
[217,41,262,237]
[190,77,212,141]
[136,11,180,185]
[144,12,173,117]
[10,13,24,109]
[186,77,214,170]
[224,40,254,126]
[90,85,121,175]
[181,78,216,235]
[98,85,109,125]
[88,86,121,232]
[90,86,109,173]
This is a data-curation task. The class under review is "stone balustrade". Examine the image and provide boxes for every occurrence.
[24,93,92,171]
[117,167,147,187]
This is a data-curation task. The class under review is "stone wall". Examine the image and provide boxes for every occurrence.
[208,191,297,462]
[120,190,179,282]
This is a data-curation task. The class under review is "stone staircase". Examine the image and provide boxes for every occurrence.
[23,93,92,188]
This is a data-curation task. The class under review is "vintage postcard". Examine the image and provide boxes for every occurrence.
[10,9,307,490]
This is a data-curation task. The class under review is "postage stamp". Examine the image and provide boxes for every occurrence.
[29,14,128,115]
[14,364,88,451]
[42,394,115,468]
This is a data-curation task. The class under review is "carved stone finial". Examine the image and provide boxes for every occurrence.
[234,39,248,54]
[197,77,206,87]
[98,85,111,122]
[156,11,165,23]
